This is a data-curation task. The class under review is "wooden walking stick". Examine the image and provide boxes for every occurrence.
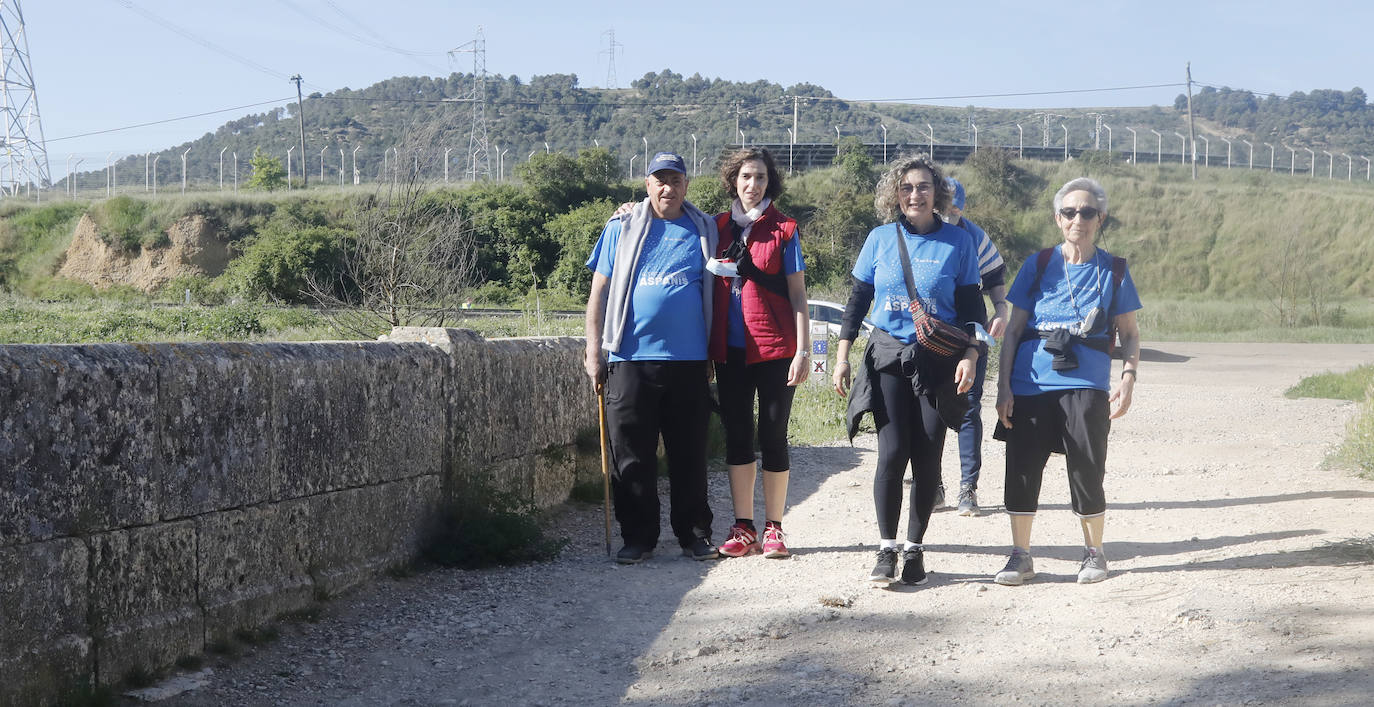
[596,382,613,557]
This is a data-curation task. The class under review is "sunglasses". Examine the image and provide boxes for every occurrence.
[1058,206,1101,221]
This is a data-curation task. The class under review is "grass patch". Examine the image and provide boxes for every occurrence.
[53,681,118,707]
[1286,365,1374,400]
[1332,390,1374,480]
[423,480,567,568]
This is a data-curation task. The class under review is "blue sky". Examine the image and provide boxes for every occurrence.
[21,0,1374,169]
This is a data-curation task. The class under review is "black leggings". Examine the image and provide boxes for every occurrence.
[715,348,796,472]
[872,365,946,544]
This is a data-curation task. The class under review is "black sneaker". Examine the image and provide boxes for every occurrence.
[900,548,928,585]
[931,483,946,512]
[682,537,719,561]
[869,548,898,585]
[615,544,653,565]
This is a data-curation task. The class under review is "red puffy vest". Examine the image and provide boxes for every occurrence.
[709,205,800,364]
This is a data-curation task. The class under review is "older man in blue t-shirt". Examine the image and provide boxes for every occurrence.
[584,152,722,565]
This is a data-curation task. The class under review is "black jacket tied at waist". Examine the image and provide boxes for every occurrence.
[846,327,969,440]
[1028,328,1110,371]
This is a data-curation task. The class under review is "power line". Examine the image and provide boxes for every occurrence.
[46,97,293,143]
[117,0,293,82]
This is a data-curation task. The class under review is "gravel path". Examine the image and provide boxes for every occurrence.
[155,342,1374,706]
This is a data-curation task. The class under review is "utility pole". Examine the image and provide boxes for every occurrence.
[290,74,307,187]
[1085,112,1110,150]
[1186,63,1197,180]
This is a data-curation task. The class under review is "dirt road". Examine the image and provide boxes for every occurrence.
[161,342,1374,706]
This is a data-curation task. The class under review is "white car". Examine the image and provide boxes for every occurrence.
[808,299,874,338]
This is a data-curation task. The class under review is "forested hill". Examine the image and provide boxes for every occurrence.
[1177,86,1374,156]
[79,71,1373,189]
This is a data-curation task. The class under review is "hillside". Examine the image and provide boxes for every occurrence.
[61,72,1374,194]
[13,151,1374,316]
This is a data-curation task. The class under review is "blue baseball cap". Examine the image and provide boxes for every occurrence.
[645,151,687,177]
[946,178,966,210]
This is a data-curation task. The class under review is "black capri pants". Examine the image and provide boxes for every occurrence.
[1003,388,1111,517]
[715,347,797,472]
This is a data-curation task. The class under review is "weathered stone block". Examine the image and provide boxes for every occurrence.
[155,343,277,518]
[0,538,92,706]
[270,344,372,498]
[309,475,441,596]
[480,338,594,464]
[360,344,446,485]
[88,522,202,686]
[197,501,314,641]
[0,345,160,545]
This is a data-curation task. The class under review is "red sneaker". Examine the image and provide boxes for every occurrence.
[718,523,760,557]
[761,524,790,558]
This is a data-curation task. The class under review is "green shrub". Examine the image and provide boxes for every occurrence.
[218,224,347,302]
[422,481,566,568]
[193,303,266,340]
[90,196,153,252]
[545,198,615,297]
[159,274,226,305]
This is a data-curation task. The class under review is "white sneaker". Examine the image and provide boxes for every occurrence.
[994,548,1035,586]
[1078,547,1108,584]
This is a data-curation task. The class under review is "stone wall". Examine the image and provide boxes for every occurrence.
[0,329,596,705]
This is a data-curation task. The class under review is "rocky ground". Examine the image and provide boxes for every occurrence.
[148,342,1374,706]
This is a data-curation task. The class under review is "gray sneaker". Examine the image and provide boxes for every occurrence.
[1078,547,1108,584]
[957,485,980,516]
[931,483,946,512]
[994,548,1035,586]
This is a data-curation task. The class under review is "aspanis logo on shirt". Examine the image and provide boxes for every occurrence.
[639,271,689,286]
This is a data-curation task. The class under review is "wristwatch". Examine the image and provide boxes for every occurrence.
[799,349,811,359]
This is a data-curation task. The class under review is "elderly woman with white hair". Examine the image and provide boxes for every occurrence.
[992,176,1141,586]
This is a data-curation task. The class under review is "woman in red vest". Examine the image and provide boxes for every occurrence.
[709,147,812,559]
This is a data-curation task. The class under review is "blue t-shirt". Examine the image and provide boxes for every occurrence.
[1005,246,1142,394]
[851,221,980,345]
[726,230,806,349]
[586,214,708,362]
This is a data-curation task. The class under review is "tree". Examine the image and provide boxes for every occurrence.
[303,128,479,338]
[246,147,286,191]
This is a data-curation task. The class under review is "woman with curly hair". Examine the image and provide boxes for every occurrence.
[832,154,987,586]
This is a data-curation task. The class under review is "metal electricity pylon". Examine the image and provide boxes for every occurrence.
[1,0,51,195]
[449,27,490,180]
[600,28,623,89]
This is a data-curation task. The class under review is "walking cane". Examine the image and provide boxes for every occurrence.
[596,382,613,557]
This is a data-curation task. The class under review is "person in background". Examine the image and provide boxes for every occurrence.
[832,155,986,587]
[992,176,1141,586]
[939,177,1009,516]
[708,147,811,560]
[584,152,721,565]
